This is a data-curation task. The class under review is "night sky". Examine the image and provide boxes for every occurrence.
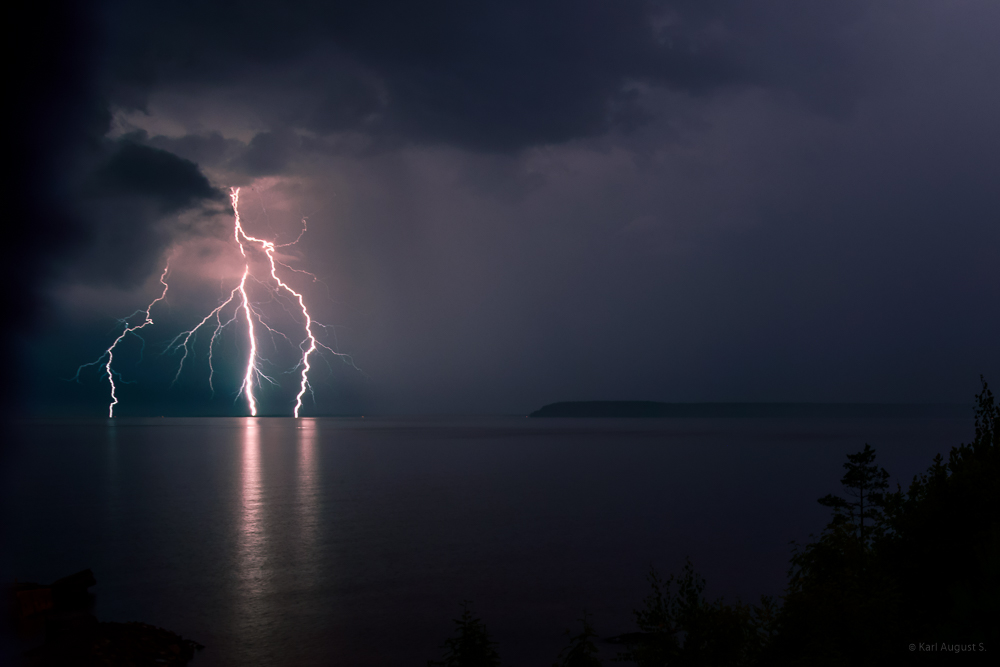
[9,0,999,417]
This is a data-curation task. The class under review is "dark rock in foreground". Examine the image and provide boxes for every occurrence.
[529,401,970,418]
[11,570,203,666]
[13,569,97,618]
[24,620,203,666]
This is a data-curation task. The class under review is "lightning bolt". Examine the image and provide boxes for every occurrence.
[230,187,323,417]
[76,186,359,417]
[164,284,241,395]
[237,266,260,415]
[73,264,171,417]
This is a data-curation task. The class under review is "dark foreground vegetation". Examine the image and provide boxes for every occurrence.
[433,379,999,666]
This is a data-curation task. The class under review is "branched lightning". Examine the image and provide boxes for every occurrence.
[165,284,242,389]
[74,265,171,417]
[230,187,323,418]
[75,186,359,417]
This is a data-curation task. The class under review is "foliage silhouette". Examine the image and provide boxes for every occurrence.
[770,376,999,665]
[553,612,603,667]
[880,375,999,645]
[433,377,997,665]
[615,559,777,666]
[428,601,501,667]
[816,443,890,546]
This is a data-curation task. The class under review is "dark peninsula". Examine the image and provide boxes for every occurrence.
[528,401,969,418]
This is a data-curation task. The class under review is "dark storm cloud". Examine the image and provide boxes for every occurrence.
[9,0,868,287]
[101,0,865,151]
[12,0,1000,417]
[234,130,301,176]
[144,131,243,169]
[13,0,792,306]
[64,137,227,287]
[9,0,224,311]
[89,139,222,211]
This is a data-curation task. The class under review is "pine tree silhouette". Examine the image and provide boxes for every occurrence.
[553,611,602,667]
[817,443,890,545]
[428,601,501,667]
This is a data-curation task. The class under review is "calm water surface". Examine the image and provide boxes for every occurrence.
[1,416,972,665]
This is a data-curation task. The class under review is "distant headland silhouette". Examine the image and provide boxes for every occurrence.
[528,401,969,418]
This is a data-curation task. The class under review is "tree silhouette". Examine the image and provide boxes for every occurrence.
[880,375,999,645]
[616,560,776,666]
[428,377,997,666]
[553,611,603,667]
[779,447,899,665]
[428,601,501,667]
[817,443,890,546]
[772,376,999,664]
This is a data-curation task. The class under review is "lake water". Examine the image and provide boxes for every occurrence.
[1,416,972,665]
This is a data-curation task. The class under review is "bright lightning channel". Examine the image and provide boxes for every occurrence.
[77,186,358,417]
[230,187,320,417]
[73,265,171,417]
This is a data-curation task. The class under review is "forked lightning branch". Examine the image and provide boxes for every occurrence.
[73,188,355,417]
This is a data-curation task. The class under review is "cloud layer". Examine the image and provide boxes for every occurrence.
[12,0,1000,415]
